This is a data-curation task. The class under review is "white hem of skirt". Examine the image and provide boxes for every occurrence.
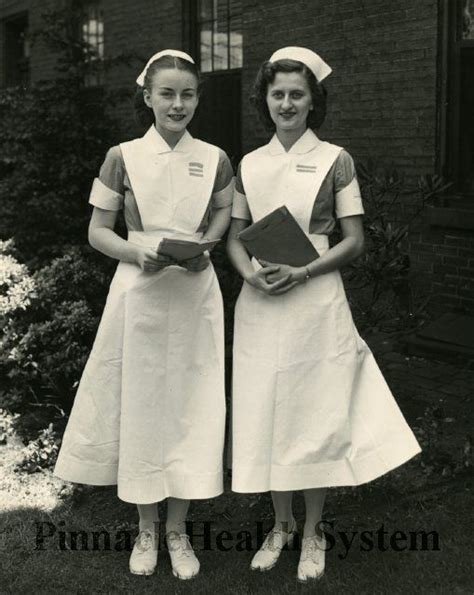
[54,456,223,504]
[231,436,421,493]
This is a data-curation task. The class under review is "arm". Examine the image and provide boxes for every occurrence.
[262,215,365,292]
[202,204,232,241]
[305,215,365,278]
[88,207,175,272]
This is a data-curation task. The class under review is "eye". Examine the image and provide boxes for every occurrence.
[271,91,283,98]
[182,92,195,99]
[160,91,173,98]
[291,91,304,99]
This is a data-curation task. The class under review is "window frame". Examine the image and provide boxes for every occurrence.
[184,0,242,74]
[438,0,474,195]
[78,0,105,88]
[2,11,30,88]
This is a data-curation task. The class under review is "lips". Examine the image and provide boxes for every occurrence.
[280,112,296,118]
[168,114,186,121]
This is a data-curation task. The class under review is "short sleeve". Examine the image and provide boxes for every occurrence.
[231,163,251,220]
[89,146,125,211]
[334,150,364,219]
[211,149,235,209]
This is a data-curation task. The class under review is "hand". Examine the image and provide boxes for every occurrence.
[179,252,211,272]
[135,247,176,272]
[258,260,307,295]
[245,265,293,295]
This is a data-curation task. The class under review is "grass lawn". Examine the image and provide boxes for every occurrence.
[1,355,473,594]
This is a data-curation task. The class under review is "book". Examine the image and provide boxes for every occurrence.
[158,238,220,261]
[238,206,319,267]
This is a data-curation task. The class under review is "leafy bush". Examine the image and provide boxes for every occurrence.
[15,423,61,473]
[0,6,133,267]
[0,239,36,316]
[345,161,451,330]
[0,246,113,435]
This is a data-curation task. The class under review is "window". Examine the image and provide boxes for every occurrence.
[81,1,104,86]
[441,0,474,194]
[3,13,30,87]
[196,0,242,72]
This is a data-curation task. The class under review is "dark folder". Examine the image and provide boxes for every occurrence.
[238,206,319,267]
[158,238,220,261]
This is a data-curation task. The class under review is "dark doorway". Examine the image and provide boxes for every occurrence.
[184,0,242,167]
[441,0,474,195]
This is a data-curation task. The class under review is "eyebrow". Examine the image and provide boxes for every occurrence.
[158,87,196,91]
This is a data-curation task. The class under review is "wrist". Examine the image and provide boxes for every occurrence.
[129,243,141,265]
[294,267,309,283]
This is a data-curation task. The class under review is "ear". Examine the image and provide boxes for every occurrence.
[143,88,152,108]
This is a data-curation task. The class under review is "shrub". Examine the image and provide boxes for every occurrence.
[0,246,113,435]
[0,239,36,317]
[345,161,451,330]
[0,6,133,267]
[15,423,61,473]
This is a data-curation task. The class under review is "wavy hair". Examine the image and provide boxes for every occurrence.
[134,55,201,129]
[251,58,327,131]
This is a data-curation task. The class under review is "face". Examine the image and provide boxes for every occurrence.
[144,68,199,138]
[266,71,313,134]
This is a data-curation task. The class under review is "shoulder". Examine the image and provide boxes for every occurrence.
[334,148,354,166]
[104,145,124,162]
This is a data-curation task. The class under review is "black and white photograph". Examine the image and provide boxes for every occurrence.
[0,0,473,592]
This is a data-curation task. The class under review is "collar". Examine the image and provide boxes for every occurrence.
[144,125,195,154]
[267,128,321,155]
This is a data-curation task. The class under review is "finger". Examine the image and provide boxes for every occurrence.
[267,274,291,289]
[271,281,299,295]
[261,265,281,274]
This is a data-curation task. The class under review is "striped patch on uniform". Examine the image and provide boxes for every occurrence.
[189,162,204,177]
[296,164,317,173]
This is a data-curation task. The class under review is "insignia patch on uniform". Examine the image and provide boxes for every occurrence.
[296,164,317,173]
[189,162,204,177]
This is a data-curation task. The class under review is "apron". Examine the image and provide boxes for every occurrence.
[54,128,226,504]
[231,135,421,493]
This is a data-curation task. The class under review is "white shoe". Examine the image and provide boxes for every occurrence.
[129,529,158,575]
[250,521,297,571]
[297,533,326,582]
[166,532,200,580]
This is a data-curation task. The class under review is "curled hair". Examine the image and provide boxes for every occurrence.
[134,55,201,129]
[250,59,327,131]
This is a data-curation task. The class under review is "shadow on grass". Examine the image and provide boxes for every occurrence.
[1,471,473,594]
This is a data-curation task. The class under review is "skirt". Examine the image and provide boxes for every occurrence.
[54,246,226,504]
[231,234,421,492]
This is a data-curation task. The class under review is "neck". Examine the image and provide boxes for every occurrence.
[154,123,186,149]
[276,125,307,152]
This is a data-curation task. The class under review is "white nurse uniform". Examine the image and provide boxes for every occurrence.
[55,126,233,504]
[231,129,421,493]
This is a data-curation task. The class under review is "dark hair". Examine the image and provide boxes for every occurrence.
[250,59,327,131]
[134,55,201,129]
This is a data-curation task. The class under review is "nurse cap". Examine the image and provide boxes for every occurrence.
[136,49,195,86]
[269,46,332,83]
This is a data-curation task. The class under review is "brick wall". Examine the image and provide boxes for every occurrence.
[1,0,473,314]
[102,0,184,139]
[410,225,474,313]
[241,0,439,176]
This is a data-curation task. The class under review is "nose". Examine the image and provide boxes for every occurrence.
[172,95,183,110]
[281,94,292,110]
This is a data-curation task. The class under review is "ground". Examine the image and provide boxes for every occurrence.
[1,334,473,594]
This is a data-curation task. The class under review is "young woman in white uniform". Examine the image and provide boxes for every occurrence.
[54,50,234,580]
[228,47,421,582]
